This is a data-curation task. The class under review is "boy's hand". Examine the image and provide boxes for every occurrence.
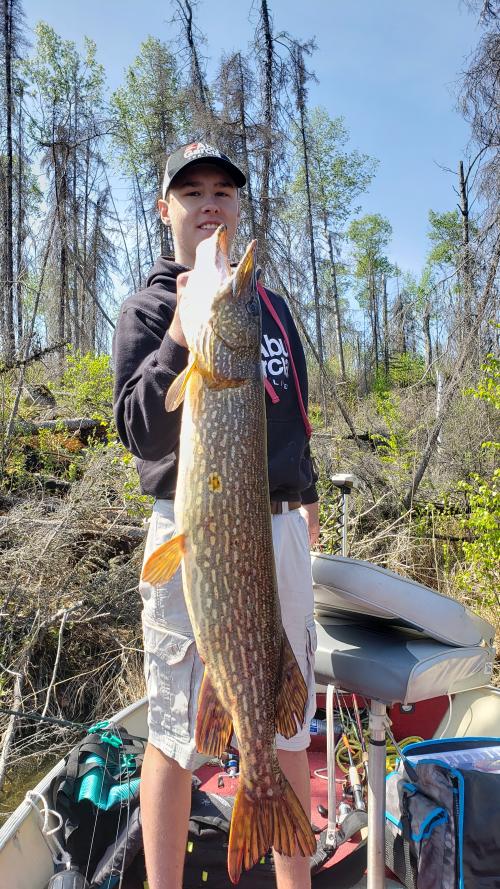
[169,272,189,348]
[300,501,320,548]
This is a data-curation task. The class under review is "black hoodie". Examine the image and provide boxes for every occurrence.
[112,257,318,504]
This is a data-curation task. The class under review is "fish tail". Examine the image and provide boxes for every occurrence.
[227,775,316,883]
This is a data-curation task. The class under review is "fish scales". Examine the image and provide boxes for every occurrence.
[181,379,279,754]
[142,227,316,882]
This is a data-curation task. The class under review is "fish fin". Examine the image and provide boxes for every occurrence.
[195,671,233,757]
[141,533,185,584]
[227,777,316,883]
[165,360,197,412]
[275,632,309,739]
[233,238,257,298]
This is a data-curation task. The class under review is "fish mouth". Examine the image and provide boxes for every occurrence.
[214,224,230,280]
[215,224,229,254]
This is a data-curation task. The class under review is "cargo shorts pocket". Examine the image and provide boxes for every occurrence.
[139,511,188,629]
[142,616,199,746]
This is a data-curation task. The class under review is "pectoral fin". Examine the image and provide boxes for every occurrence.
[195,671,233,757]
[275,632,309,739]
[141,533,185,584]
[165,360,197,412]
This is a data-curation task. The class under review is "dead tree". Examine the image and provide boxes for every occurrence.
[290,40,328,420]
[403,229,500,510]
[1,0,16,360]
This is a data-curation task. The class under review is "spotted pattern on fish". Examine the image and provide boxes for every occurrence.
[159,229,315,880]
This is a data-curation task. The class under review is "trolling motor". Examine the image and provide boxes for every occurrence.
[330,473,358,558]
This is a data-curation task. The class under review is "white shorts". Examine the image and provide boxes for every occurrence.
[139,499,317,771]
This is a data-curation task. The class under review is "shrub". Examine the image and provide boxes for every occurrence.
[58,348,114,419]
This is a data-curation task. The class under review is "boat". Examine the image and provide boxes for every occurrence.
[0,548,498,889]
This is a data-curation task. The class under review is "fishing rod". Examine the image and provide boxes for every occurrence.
[0,706,148,743]
[334,690,366,812]
[351,694,369,781]
[0,705,88,731]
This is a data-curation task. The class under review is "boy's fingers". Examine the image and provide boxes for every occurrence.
[176,271,190,301]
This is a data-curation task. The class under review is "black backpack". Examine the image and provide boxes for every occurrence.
[49,723,145,885]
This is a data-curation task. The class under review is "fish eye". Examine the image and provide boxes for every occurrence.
[245,297,259,316]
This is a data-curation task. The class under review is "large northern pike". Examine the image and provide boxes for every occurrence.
[141,226,316,882]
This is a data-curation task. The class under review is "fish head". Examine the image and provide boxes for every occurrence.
[179,225,261,383]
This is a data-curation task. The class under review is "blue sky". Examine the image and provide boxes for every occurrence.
[22,0,479,278]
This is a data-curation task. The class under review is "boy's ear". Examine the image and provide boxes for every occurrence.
[158,197,170,225]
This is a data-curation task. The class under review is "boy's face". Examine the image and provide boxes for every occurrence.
[158,163,240,268]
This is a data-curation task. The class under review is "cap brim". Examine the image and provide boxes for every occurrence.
[165,156,246,195]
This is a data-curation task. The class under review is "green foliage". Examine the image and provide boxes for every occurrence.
[366,379,420,476]
[456,469,500,605]
[348,214,393,269]
[389,353,426,388]
[307,402,323,430]
[427,209,463,267]
[455,352,500,605]
[25,24,104,141]
[348,214,393,310]
[426,208,477,273]
[372,386,407,465]
[59,348,113,419]
[291,107,377,226]
[111,37,186,193]
[466,348,500,412]
[110,442,153,518]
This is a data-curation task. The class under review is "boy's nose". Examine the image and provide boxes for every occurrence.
[201,199,221,213]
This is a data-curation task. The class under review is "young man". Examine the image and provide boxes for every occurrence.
[113,142,319,889]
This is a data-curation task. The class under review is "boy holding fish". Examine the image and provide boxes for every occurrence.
[113,142,320,888]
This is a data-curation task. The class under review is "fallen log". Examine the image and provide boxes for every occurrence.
[3,417,107,435]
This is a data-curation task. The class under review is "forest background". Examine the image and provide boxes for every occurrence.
[0,0,498,810]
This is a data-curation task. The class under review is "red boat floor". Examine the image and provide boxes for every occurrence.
[195,747,359,871]
[193,695,450,879]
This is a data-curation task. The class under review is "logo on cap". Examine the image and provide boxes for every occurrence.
[184,142,222,160]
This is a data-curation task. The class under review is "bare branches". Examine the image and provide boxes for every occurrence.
[0,446,147,783]
[0,342,65,375]
[403,227,500,510]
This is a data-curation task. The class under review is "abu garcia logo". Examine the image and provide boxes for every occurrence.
[261,334,289,381]
[184,142,221,160]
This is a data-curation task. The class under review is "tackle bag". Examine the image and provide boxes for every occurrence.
[181,780,342,887]
[183,784,277,888]
[385,736,500,889]
[49,722,145,887]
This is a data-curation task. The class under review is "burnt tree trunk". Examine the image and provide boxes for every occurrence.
[327,230,346,380]
[423,301,433,372]
[2,0,15,359]
[258,0,274,250]
[236,53,257,240]
[15,79,23,346]
[459,159,474,339]
[382,274,389,378]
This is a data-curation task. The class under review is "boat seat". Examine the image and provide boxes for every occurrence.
[314,618,494,706]
[313,554,493,648]
[310,554,496,889]
[312,553,495,706]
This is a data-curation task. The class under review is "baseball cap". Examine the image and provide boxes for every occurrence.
[162,141,246,198]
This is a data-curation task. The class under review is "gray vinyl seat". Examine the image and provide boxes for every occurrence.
[309,552,498,889]
[311,554,495,706]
